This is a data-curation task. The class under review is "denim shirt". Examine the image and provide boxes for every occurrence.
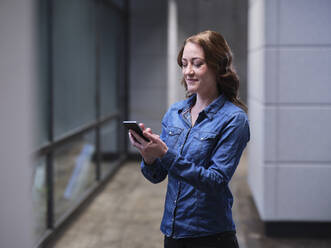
[141,94,250,239]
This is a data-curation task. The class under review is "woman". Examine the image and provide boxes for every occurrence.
[129,30,250,248]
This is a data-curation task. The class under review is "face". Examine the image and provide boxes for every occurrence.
[181,42,218,97]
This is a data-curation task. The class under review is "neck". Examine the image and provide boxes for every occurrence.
[194,92,219,110]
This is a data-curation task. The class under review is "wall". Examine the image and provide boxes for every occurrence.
[129,0,168,137]
[177,0,248,103]
[0,0,35,247]
[248,0,331,222]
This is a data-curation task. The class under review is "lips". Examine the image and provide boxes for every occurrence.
[186,78,198,84]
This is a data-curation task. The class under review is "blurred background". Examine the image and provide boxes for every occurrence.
[0,0,330,247]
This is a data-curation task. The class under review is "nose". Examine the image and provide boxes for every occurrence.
[183,64,194,76]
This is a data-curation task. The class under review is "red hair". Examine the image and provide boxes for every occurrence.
[177,30,247,112]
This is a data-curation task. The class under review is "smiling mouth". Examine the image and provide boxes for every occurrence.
[186,78,198,83]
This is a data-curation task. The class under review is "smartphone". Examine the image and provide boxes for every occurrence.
[123,121,150,142]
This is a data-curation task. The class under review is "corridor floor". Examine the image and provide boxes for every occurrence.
[53,152,331,248]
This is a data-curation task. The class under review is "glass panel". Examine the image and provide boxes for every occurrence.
[111,0,125,9]
[100,120,119,178]
[32,157,47,243]
[53,131,96,222]
[53,0,96,138]
[35,0,50,148]
[99,6,121,118]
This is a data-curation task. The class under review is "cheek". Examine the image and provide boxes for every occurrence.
[196,68,209,79]
[203,69,216,81]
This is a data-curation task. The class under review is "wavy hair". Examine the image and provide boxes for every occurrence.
[177,30,247,112]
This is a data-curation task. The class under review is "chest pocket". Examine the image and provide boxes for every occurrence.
[165,126,183,148]
[190,131,218,161]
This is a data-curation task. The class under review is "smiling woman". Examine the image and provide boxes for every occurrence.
[177,30,247,113]
[129,30,250,248]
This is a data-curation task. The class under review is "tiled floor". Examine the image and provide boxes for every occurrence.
[53,152,331,248]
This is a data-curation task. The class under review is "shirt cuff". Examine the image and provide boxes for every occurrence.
[141,157,159,174]
[159,147,177,171]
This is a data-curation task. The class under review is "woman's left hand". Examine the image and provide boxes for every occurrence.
[129,123,168,164]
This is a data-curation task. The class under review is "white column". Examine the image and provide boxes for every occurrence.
[0,0,35,247]
[167,0,181,107]
[248,0,331,222]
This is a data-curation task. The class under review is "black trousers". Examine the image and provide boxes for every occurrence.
[164,232,239,248]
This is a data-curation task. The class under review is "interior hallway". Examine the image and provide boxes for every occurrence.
[53,151,331,248]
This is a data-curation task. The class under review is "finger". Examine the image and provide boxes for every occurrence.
[129,132,144,150]
[128,132,136,144]
[145,127,153,134]
[143,131,159,143]
[139,123,145,131]
[130,130,148,146]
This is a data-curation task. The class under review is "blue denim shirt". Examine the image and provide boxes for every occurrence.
[141,94,250,239]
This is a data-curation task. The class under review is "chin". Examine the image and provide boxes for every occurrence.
[187,86,198,94]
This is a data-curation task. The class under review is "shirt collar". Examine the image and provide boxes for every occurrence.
[178,94,227,119]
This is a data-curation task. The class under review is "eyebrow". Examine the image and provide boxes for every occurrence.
[181,57,205,61]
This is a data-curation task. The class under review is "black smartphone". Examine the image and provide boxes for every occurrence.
[123,121,150,142]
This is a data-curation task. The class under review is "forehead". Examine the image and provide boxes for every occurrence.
[182,42,205,59]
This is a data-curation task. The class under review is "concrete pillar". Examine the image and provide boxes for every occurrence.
[0,0,35,247]
[167,0,185,107]
[248,0,331,227]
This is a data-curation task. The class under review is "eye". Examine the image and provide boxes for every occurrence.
[192,59,204,68]
[193,62,203,68]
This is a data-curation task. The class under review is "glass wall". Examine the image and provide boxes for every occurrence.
[36,0,50,148]
[32,158,47,241]
[33,0,128,246]
[100,121,119,178]
[52,0,97,138]
[99,6,120,118]
[53,131,96,223]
